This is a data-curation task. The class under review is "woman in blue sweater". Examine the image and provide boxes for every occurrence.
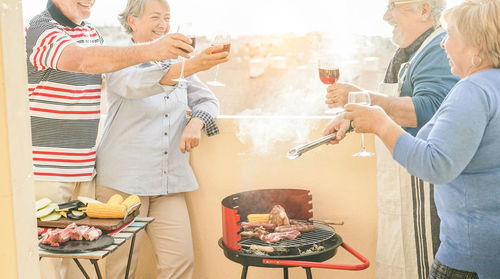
[324,0,500,278]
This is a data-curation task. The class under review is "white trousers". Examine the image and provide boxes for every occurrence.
[96,186,194,279]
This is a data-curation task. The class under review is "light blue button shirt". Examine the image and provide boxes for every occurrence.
[96,60,219,196]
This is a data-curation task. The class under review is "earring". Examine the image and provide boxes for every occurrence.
[471,55,483,67]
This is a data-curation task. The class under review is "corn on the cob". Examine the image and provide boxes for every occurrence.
[86,203,126,218]
[121,195,141,214]
[107,194,124,205]
[247,214,270,223]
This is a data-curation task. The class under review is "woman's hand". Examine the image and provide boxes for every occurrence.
[343,104,391,135]
[325,83,363,108]
[188,45,229,72]
[180,118,204,153]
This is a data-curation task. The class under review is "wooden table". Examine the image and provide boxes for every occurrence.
[38,216,154,279]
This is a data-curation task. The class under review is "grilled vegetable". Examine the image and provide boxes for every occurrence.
[67,210,87,220]
[36,203,57,218]
[35,198,52,211]
[121,195,140,214]
[57,200,85,211]
[86,203,126,219]
[77,196,103,205]
[247,214,270,223]
[40,211,62,222]
[107,194,124,205]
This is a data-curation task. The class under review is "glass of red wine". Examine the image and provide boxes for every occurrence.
[173,23,196,84]
[207,33,231,87]
[318,55,340,114]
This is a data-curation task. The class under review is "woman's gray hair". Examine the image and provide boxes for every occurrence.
[118,0,170,34]
[412,0,447,25]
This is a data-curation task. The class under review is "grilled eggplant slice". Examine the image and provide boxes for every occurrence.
[57,200,85,211]
[67,210,87,220]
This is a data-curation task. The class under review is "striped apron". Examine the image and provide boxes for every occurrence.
[375,28,443,279]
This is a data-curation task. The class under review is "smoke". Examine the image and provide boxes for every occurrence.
[234,84,338,156]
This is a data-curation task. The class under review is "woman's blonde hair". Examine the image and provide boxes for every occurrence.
[442,0,500,67]
[118,0,170,34]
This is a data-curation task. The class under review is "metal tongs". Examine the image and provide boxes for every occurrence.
[286,125,353,160]
[286,133,338,160]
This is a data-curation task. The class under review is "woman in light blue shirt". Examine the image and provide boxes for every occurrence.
[324,0,500,278]
[95,0,229,278]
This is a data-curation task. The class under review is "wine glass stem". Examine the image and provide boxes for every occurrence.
[360,133,366,152]
[213,64,220,82]
[179,57,186,79]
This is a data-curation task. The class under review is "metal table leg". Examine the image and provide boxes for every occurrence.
[73,259,91,279]
[90,259,103,279]
[124,234,137,279]
[241,265,248,279]
[283,267,289,279]
[304,267,313,279]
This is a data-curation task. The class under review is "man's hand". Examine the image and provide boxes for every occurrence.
[189,45,229,72]
[322,116,351,145]
[153,33,194,60]
[180,117,204,153]
[325,82,363,108]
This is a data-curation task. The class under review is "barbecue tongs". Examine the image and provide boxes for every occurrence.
[286,125,353,160]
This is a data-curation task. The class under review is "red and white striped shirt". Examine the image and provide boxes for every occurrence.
[26,3,103,182]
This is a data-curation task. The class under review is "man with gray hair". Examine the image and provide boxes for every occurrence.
[323,0,458,278]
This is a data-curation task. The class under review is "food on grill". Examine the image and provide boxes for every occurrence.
[269,205,290,226]
[241,205,314,243]
[247,214,270,223]
[241,222,276,231]
[260,230,301,243]
[39,223,103,246]
[275,221,314,233]
[249,245,275,253]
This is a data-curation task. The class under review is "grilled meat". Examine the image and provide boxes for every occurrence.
[269,205,290,226]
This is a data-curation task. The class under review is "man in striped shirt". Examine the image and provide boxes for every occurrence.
[26,0,193,205]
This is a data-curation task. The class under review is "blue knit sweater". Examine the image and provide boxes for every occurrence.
[394,69,500,278]
[400,32,460,136]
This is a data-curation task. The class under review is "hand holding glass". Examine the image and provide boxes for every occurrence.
[207,33,231,87]
[318,55,340,114]
[172,24,196,84]
[348,91,375,157]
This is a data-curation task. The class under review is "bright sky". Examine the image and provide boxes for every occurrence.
[21,0,463,37]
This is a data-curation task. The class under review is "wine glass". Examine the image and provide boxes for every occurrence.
[318,55,340,114]
[348,91,375,157]
[172,23,196,85]
[207,33,231,87]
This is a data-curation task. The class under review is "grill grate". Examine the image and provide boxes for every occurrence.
[238,222,335,249]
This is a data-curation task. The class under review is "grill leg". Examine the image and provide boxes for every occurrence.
[241,265,248,279]
[283,267,289,279]
[304,267,313,279]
